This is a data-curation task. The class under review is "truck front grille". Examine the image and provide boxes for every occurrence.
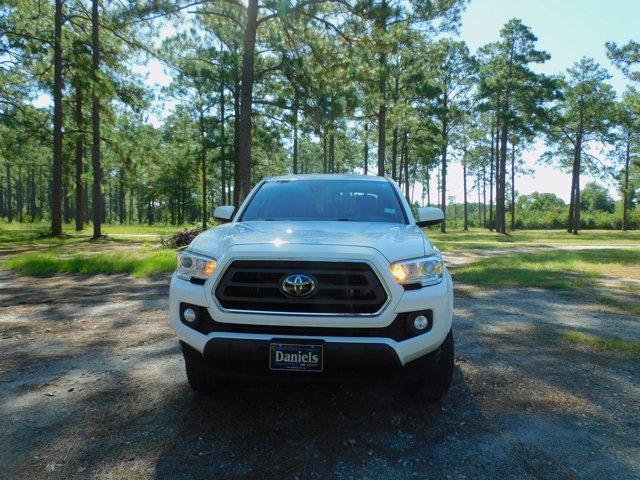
[214,260,388,315]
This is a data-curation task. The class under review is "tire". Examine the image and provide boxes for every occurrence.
[181,342,218,394]
[405,329,454,402]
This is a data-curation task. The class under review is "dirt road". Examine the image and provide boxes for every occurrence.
[1,271,638,479]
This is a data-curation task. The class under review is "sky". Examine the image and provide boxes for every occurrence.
[440,0,639,203]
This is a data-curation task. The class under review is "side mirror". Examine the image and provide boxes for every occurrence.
[416,207,444,227]
[214,205,235,223]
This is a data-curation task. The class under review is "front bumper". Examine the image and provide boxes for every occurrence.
[181,338,440,384]
[170,244,454,369]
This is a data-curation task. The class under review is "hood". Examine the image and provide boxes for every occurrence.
[188,221,432,262]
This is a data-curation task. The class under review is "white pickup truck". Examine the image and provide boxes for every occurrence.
[169,174,454,400]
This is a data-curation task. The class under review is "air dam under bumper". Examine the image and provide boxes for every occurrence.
[180,338,441,383]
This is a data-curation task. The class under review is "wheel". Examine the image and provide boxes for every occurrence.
[405,329,454,402]
[181,342,218,394]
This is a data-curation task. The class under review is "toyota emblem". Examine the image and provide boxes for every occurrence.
[280,274,317,298]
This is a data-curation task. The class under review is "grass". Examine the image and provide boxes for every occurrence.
[0,222,197,248]
[453,248,640,287]
[0,223,186,278]
[0,226,76,248]
[4,248,177,277]
[97,223,198,236]
[453,248,640,315]
[427,228,640,251]
[435,241,534,252]
[559,330,640,361]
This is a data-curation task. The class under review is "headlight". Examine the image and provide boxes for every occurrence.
[390,254,444,287]
[176,251,217,281]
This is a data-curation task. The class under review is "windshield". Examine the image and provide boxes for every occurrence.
[240,179,407,224]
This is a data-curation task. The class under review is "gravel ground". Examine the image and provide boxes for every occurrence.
[0,270,639,480]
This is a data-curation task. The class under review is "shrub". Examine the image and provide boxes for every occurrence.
[161,227,204,249]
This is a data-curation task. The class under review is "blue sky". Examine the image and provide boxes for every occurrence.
[437,0,638,202]
[460,0,637,94]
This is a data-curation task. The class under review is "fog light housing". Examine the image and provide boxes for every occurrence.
[405,310,433,337]
[180,304,201,327]
[413,315,429,331]
[183,308,197,324]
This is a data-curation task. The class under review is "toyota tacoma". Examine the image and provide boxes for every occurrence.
[170,174,454,399]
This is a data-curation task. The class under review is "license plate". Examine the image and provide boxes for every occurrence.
[269,342,323,372]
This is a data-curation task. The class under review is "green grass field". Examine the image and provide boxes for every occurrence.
[0,222,196,248]
[0,223,181,277]
[452,248,640,315]
[559,330,640,361]
[427,228,640,251]
[4,247,177,277]
[453,248,640,287]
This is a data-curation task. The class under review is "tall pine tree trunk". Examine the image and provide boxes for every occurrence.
[292,91,298,174]
[129,188,133,223]
[199,108,207,229]
[482,164,487,226]
[572,155,581,235]
[322,130,328,173]
[488,125,495,227]
[363,122,368,175]
[31,167,36,220]
[329,132,335,173]
[232,74,241,206]
[17,167,23,222]
[91,0,102,239]
[220,83,226,205]
[568,132,582,235]
[377,50,386,177]
[477,169,482,227]
[426,169,431,206]
[462,161,468,231]
[237,0,258,203]
[402,131,409,202]
[5,164,11,222]
[0,175,4,220]
[497,117,509,234]
[622,129,630,231]
[510,141,516,231]
[400,130,411,203]
[61,172,68,223]
[391,127,398,180]
[74,86,84,231]
[440,113,448,233]
[495,133,501,233]
[118,169,125,223]
[51,0,64,236]
[397,138,404,189]
[567,165,576,233]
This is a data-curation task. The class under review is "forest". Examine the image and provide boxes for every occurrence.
[1,0,639,236]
